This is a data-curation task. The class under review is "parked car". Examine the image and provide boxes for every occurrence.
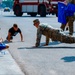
[4,7,10,12]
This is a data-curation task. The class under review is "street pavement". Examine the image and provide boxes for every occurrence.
[0,11,75,75]
[0,49,24,75]
[0,11,25,75]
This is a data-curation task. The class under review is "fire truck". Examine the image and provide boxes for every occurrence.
[13,0,65,17]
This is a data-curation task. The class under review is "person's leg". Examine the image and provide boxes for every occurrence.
[68,16,74,35]
[65,23,69,31]
[60,24,66,31]
[68,23,73,35]
[60,16,69,31]
[65,16,69,31]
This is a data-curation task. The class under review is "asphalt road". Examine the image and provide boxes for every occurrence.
[0,11,75,75]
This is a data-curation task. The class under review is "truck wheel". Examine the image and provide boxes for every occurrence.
[14,6,23,16]
[39,6,46,17]
[56,12,58,17]
[52,13,55,15]
[30,13,37,17]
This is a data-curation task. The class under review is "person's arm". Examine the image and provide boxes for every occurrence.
[20,33,23,42]
[35,27,42,47]
[42,36,49,46]
[7,32,11,42]
[18,28,24,42]
[45,36,49,46]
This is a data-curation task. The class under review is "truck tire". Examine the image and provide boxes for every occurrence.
[56,12,58,17]
[14,6,23,16]
[39,6,46,17]
[30,13,37,17]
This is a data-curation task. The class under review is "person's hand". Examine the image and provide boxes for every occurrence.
[21,39,24,42]
[21,40,24,42]
[8,40,12,43]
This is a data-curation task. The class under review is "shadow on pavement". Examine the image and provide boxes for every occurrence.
[2,40,12,44]
[18,46,75,49]
[61,56,75,62]
[4,15,55,18]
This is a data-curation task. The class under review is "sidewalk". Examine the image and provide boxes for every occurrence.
[0,49,24,75]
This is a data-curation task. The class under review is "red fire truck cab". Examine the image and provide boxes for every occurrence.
[13,0,64,17]
[49,0,65,16]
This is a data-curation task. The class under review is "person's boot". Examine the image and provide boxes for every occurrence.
[60,24,66,31]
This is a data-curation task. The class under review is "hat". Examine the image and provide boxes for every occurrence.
[33,19,40,24]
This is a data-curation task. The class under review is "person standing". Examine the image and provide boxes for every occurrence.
[60,0,75,35]
[6,24,23,42]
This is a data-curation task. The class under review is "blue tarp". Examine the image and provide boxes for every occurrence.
[66,3,75,12]
[58,2,75,24]
[58,2,67,24]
